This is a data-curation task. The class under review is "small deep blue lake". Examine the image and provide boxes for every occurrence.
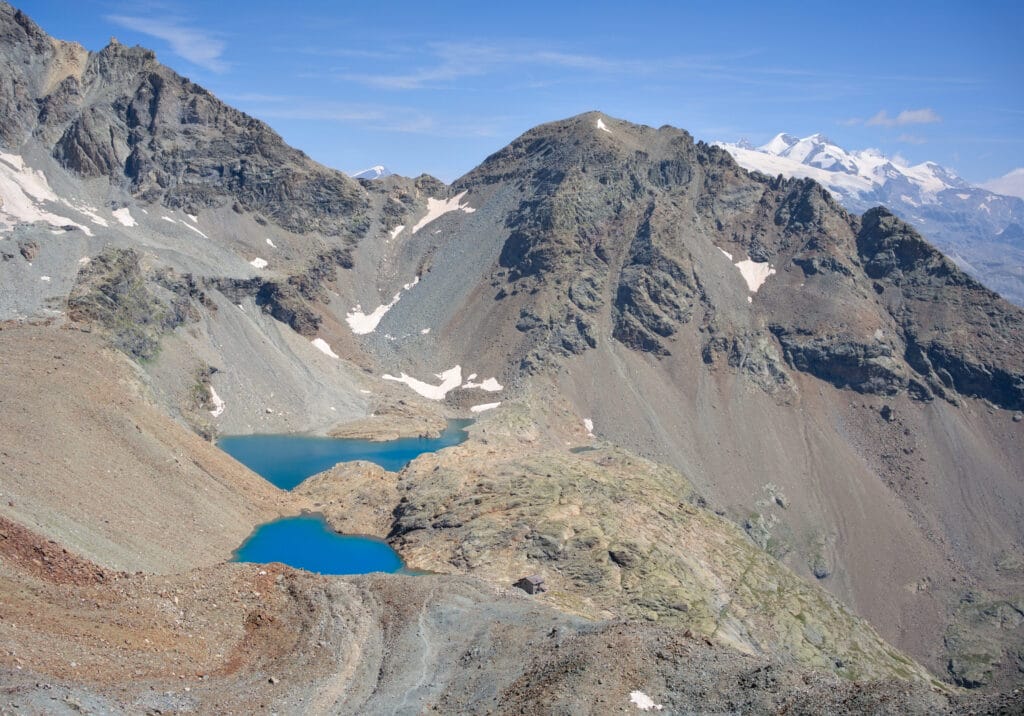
[219,418,471,490]
[233,514,405,575]
[223,418,470,575]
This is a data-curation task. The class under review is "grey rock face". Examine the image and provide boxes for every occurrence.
[66,247,187,359]
[455,114,1024,411]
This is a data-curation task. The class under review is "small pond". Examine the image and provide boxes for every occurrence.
[233,514,404,575]
[218,418,471,490]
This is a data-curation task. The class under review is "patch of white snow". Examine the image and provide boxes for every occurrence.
[111,207,137,227]
[62,201,108,227]
[463,377,503,392]
[470,402,501,413]
[187,213,198,222]
[717,247,734,261]
[629,690,663,711]
[346,291,402,335]
[734,259,776,293]
[389,225,404,239]
[584,418,594,436]
[182,221,208,238]
[311,337,339,359]
[0,152,91,234]
[411,191,475,234]
[266,238,277,248]
[420,328,430,334]
[403,275,420,291]
[40,275,51,282]
[208,386,225,417]
[382,366,463,400]
[161,216,176,224]
[250,257,268,269]
[596,118,611,133]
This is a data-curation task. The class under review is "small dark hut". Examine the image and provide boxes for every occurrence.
[513,575,546,594]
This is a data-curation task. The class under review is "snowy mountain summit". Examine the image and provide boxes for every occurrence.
[716,133,1024,306]
[719,133,966,206]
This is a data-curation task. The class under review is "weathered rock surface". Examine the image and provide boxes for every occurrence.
[1,3,1023,705]
[309,403,931,684]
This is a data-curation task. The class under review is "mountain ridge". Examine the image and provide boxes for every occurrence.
[0,3,1023,706]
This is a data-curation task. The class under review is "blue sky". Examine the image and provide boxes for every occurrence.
[15,0,1024,184]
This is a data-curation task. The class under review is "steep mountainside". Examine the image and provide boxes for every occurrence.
[1,2,1022,706]
[717,133,1024,306]
[365,113,1024,687]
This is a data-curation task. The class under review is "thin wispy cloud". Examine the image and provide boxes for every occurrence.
[107,14,227,73]
[243,98,500,138]
[865,108,942,127]
[328,40,977,103]
[897,133,928,145]
[337,42,751,90]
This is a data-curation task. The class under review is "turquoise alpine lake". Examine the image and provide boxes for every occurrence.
[232,514,405,575]
[218,418,471,490]
[223,419,470,574]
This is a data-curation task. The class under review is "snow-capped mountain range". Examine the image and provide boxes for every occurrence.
[716,134,1024,306]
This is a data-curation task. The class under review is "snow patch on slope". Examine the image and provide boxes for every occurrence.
[0,152,91,234]
[383,366,463,400]
[411,191,475,233]
[347,291,402,335]
[629,690,663,711]
[311,338,339,359]
[208,386,225,417]
[181,221,208,239]
[249,257,268,269]
[735,259,776,293]
[346,276,421,335]
[462,377,503,392]
[717,247,776,293]
[470,402,501,413]
[112,208,137,227]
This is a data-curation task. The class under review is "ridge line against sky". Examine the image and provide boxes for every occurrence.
[13,0,1024,185]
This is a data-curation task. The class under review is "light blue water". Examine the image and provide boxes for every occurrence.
[223,419,471,574]
[218,419,471,490]
[232,514,404,575]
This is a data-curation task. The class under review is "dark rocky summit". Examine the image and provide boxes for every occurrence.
[1,3,367,240]
[454,113,1024,412]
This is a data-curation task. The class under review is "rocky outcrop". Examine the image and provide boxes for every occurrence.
[856,208,1024,410]
[66,247,181,359]
[769,328,909,395]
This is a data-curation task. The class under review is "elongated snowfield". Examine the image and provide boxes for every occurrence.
[383,366,463,400]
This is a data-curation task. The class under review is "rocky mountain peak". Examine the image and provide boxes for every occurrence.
[0,13,370,239]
